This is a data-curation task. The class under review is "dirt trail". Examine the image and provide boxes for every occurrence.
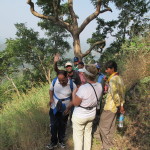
[50,121,102,150]
[45,118,128,150]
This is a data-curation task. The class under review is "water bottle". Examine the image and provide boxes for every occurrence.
[118,114,124,128]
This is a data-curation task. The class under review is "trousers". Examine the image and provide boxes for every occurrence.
[99,110,117,149]
[72,115,95,150]
[49,109,69,144]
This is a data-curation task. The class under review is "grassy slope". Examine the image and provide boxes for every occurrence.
[0,85,50,150]
[1,77,150,150]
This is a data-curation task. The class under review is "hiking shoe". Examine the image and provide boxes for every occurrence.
[46,143,57,149]
[59,142,66,148]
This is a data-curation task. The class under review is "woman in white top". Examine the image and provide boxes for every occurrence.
[72,65,103,150]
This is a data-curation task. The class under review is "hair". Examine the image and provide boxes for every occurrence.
[84,65,98,81]
[105,60,117,72]
[78,61,84,66]
[57,70,68,77]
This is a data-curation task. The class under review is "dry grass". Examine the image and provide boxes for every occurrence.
[122,50,150,89]
[120,34,150,89]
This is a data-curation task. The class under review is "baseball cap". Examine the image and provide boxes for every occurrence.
[73,57,79,62]
[65,62,73,67]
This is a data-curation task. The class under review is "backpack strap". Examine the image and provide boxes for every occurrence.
[52,77,58,87]
[88,82,98,103]
[79,83,98,110]
[69,79,73,91]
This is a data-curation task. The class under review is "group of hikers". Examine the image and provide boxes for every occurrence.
[47,54,125,150]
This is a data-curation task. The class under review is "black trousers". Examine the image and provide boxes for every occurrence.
[49,109,69,144]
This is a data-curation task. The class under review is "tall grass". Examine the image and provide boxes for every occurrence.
[122,76,150,150]
[119,34,150,89]
[0,84,50,150]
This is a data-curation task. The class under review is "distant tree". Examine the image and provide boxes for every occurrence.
[1,23,70,84]
[88,0,150,61]
[0,49,21,97]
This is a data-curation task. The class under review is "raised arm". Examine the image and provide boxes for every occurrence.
[54,53,60,73]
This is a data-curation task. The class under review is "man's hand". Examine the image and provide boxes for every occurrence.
[54,53,60,63]
[63,107,70,116]
[120,106,125,114]
[49,98,54,106]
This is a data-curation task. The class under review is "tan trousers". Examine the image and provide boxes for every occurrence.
[72,115,95,150]
[99,110,117,149]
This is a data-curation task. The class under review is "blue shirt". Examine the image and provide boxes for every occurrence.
[97,73,105,84]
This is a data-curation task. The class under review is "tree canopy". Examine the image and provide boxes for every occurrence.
[26,0,149,60]
[0,23,70,88]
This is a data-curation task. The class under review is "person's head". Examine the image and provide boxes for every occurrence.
[73,57,79,66]
[78,61,84,69]
[57,70,68,86]
[65,62,73,73]
[105,60,117,75]
[82,64,98,81]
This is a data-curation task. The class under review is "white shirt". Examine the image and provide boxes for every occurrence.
[50,78,76,109]
[73,82,102,118]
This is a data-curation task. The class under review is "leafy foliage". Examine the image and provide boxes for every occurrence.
[0,23,70,105]
[88,0,150,61]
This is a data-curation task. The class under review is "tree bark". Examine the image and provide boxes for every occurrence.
[73,35,82,60]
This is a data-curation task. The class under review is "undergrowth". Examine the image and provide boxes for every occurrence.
[0,84,50,150]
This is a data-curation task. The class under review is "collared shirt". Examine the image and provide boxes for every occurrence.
[104,75,125,113]
[50,78,76,109]
[73,65,79,71]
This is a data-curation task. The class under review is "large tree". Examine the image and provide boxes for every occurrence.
[27,0,112,60]
[27,0,149,60]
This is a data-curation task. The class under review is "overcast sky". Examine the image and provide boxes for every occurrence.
[0,0,119,55]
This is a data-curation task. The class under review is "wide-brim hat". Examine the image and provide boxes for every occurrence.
[81,65,97,76]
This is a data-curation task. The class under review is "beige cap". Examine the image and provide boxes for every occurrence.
[65,62,73,67]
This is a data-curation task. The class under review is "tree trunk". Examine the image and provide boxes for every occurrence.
[73,35,82,60]
[6,75,21,98]
[45,69,51,84]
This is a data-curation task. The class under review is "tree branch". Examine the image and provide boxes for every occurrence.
[82,40,105,57]
[78,0,102,34]
[68,0,78,26]
[27,0,71,32]
[100,6,112,13]
[52,0,61,19]
[38,56,50,83]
